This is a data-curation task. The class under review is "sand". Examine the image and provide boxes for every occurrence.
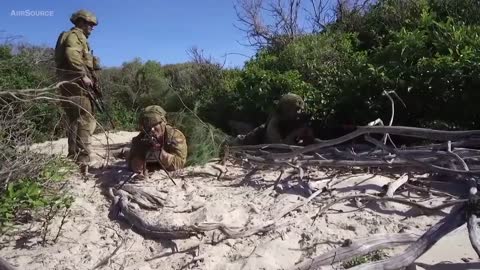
[1,131,478,270]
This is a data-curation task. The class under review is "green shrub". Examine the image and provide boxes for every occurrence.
[168,111,227,166]
[0,158,75,232]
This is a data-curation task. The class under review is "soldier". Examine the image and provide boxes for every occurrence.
[230,93,315,146]
[55,9,100,175]
[127,105,188,180]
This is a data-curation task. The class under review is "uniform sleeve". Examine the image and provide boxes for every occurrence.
[127,134,148,174]
[229,124,266,146]
[63,33,88,76]
[264,116,284,144]
[158,131,188,171]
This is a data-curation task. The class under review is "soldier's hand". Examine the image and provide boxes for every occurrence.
[82,76,93,87]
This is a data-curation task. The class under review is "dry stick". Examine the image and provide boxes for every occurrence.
[0,257,17,270]
[460,154,480,258]
[404,183,457,198]
[383,174,410,210]
[269,126,480,160]
[53,207,71,243]
[468,214,480,258]
[91,239,125,270]
[364,135,480,175]
[0,80,70,96]
[313,194,466,221]
[385,174,409,198]
[6,90,113,166]
[350,206,467,270]
[290,233,418,270]
[145,243,201,262]
[274,188,324,220]
[114,195,275,240]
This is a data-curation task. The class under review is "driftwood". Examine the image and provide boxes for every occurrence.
[314,194,466,218]
[228,123,480,268]
[290,233,418,270]
[351,207,467,270]
[109,188,276,240]
[0,258,16,270]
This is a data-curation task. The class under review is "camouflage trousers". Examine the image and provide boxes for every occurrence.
[60,84,96,165]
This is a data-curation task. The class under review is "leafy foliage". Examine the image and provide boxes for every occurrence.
[0,158,74,232]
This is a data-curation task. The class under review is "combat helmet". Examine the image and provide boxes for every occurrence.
[139,105,167,130]
[70,9,98,26]
[278,93,304,111]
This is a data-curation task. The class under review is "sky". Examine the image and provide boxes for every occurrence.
[0,0,256,68]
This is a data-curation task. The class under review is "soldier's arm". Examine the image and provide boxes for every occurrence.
[264,117,284,144]
[127,134,148,174]
[63,33,88,76]
[158,131,188,171]
[284,126,315,145]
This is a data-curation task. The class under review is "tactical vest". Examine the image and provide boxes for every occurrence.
[54,28,94,73]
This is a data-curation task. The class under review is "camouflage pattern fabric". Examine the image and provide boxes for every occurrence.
[229,93,315,146]
[128,125,188,173]
[55,27,96,164]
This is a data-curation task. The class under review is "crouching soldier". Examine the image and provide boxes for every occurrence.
[127,105,188,179]
[229,93,316,146]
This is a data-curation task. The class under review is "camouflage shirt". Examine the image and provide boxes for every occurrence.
[128,125,188,172]
[55,27,94,80]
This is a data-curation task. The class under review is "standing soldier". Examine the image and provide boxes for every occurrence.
[55,9,100,175]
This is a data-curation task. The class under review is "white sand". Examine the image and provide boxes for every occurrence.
[1,131,478,270]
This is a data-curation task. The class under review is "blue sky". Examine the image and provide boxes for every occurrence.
[0,0,256,68]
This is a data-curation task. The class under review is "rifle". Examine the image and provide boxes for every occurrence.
[141,127,177,186]
[82,61,116,129]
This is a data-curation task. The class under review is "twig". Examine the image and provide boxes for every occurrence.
[92,238,125,269]
[145,243,201,262]
[313,194,466,221]
[53,207,71,243]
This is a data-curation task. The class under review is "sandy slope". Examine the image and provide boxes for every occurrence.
[1,131,478,270]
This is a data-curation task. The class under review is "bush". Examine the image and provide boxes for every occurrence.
[168,111,227,166]
[0,158,74,232]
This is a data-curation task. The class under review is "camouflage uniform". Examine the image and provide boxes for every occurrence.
[55,10,99,166]
[127,106,188,174]
[230,93,315,146]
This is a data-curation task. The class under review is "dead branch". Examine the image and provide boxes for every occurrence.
[306,0,333,32]
[110,193,275,240]
[291,233,418,270]
[0,257,17,270]
[404,183,458,198]
[275,188,323,220]
[385,174,409,198]
[313,194,466,219]
[468,213,480,258]
[234,0,305,48]
[91,238,125,270]
[265,125,480,160]
[350,206,467,269]
[145,242,202,262]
